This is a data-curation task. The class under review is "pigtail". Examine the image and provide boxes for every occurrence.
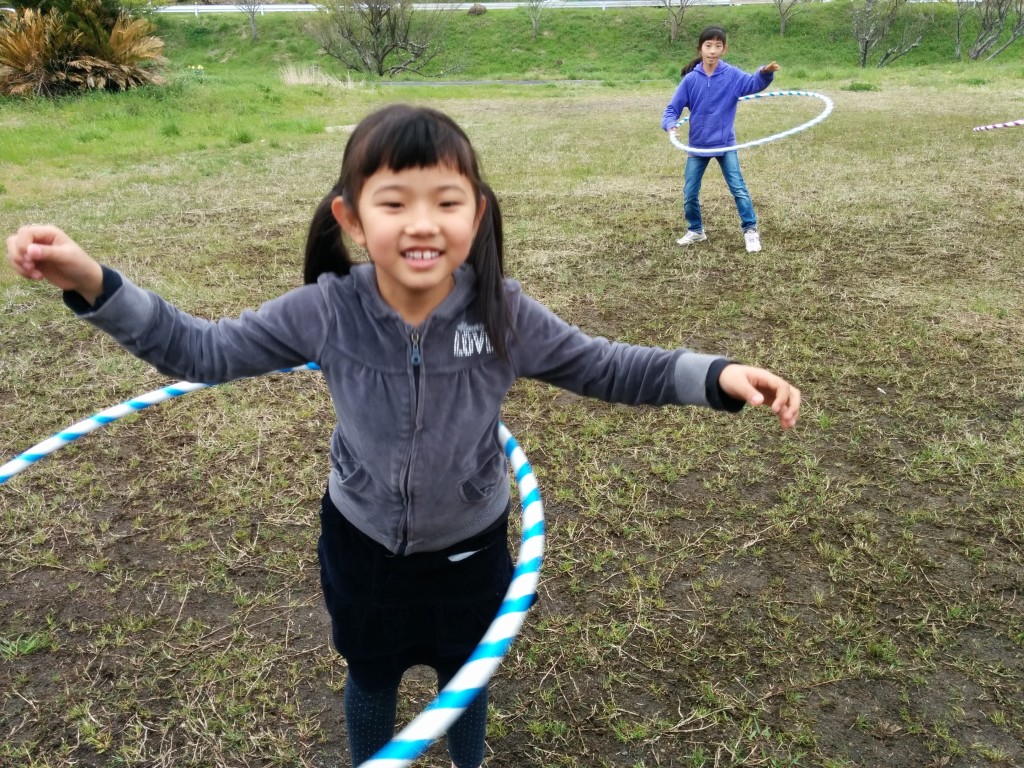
[303,187,354,285]
[680,56,701,77]
[469,183,512,361]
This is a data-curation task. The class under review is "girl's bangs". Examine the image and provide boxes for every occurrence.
[700,26,727,44]
[359,109,478,183]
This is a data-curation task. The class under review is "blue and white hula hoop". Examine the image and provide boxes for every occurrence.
[973,118,1024,132]
[0,363,320,484]
[1,366,545,768]
[670,90,833,155]
[361,422,543,768]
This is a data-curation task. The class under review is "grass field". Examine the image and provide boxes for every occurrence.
[2,9,1024,767]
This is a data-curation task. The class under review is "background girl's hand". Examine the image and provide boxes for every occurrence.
[763,61,781,73]
[6,225,104,303]
[718,364,800,430]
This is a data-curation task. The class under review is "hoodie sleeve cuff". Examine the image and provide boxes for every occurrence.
[62,266,123,315]
[705,359,745,413]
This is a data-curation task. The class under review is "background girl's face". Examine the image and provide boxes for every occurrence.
[700,38,726,64]
[334,163,482,321]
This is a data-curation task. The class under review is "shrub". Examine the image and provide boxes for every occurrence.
[467,3,486,15]
[72,15,166,90]
[0,1,164,97]
[0,8,84,96]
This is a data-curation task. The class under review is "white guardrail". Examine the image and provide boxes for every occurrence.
[153,0,731,15]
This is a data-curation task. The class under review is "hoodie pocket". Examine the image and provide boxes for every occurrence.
[336,461,370,493]
[457,458,501,503]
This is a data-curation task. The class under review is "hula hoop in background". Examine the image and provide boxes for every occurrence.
[669,90,834,156]
[972,119,1024,132]
[0,365,545,768]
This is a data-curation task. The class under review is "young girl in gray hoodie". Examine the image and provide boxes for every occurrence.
[6,104,800,768]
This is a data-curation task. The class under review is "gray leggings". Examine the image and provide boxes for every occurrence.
[344,666,487,768]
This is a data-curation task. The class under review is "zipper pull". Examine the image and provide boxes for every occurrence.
[410,329,422,366]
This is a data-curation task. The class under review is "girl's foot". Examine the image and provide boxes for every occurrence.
[744,229,761,253]
[676,230,707,246]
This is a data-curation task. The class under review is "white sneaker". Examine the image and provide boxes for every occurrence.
[744,230,761,253]
[676,230,707,246]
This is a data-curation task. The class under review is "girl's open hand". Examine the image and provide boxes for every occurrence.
[718,364,800,430]
[6,225,104,303]
[763,61,781,73]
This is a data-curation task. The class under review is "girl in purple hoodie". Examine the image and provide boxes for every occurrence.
[662,26,780,253]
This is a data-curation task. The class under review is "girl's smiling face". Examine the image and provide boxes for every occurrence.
[333,164,483,325]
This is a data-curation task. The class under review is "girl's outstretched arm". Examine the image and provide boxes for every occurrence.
[717,364,800,430]
[6,225,103,304]
[735,61,778,97]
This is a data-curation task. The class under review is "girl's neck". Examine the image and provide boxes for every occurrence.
[376,272,456,327]
[702,59,720,75]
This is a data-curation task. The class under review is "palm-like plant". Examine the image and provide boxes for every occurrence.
[69,15,166,91]
[0,8,83,96]
[0,1,165,97]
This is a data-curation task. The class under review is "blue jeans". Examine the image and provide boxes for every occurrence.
[683,151,757,233]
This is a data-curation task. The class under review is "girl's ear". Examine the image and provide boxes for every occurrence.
[331,196,366,247]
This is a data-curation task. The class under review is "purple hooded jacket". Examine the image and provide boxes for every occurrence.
[661,60,774,154]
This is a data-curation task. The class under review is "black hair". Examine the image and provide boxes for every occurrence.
[303,104,510,359]
[680,25,728,77]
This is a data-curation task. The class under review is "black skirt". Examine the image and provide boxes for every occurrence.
[317,490,513,687]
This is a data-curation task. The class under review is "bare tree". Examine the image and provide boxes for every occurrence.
[850,0,926,67]
[662,0,698,44]
[523,0,552,40]
[310,0,454,77]
[952,0,976,59]
[969,0,1024,59]
[874,19,925,65]
[773,0,804,37]
[233,0,261,42]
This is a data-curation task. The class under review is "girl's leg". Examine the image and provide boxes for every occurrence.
[343,666,401,765]
[683,155,712,233]
[717,151,757,232]
[438,664,488,768]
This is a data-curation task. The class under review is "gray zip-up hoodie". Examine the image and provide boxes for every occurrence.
[69,263,741,554]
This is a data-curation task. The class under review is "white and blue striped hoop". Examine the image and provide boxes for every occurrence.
[361,422,544,767]
[670,90,834,156]
[1,366,545,768]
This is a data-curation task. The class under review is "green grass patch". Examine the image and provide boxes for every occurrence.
[843,81,879,91]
